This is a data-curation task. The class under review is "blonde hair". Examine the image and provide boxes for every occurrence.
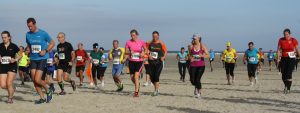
[57,32,66,38]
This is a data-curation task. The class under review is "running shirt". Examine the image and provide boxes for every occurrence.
[18,52,29,67]
[100,53,109,67]
[223,48,237,63]
[245,48,259,64]
[125,39,145,62]
[75,49,89,66]
[259,51,264,59]
[177,52,187,63]
[190,46,205,67]
[47,51,55,72]
[278,37,298,58]
[210,51,215,59]
[90,50,103,65]
[0,43,19,65]
[57,42,74,63]
[109,47,125,65]
[267,52,275,61]
[148,41,167,61]
[26,29,52,60]
[274,53,278,60]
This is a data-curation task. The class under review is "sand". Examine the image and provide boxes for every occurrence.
[0,54,300,113]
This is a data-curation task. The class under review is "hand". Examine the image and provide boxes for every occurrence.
[149,55,154,60]
[68,62,73,66]
[121,59,126,64]
[39,50,46,56]
[161,56,166,61]
[10,58,16,63]
[243,60,246,65]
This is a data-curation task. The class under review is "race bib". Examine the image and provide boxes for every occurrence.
[93,59,99,64]
[288,52,296,58]
[179,58,186,63]
[193,54,200,61]
[59,53,65,60]
[77,56,83,61]
[31,45,41,53]
[249,57,256,62]
[131,52,140,60]
[47,58,53,64]
[1,56,11,64]
[151,52,158,59]
[113,58,120,64]
[226,56,233,62]
[269,56,273,59]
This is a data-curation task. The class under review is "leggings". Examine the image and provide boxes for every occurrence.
[280,57,295,81]
[92,64,101,79]
[190,66,205,89]
[178,62,187,79]
[247,64,258,77]
[99,67,107,79]
[149,61,163,83]
[225,63,235,76]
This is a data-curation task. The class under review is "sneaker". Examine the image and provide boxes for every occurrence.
[71,80,76,91]
[35,99,46,104]
[101,81,105,87]
[151,91,159,97]
[21,82,25,85]
[7,98,13,104]
[133,92,139,97]
[283,87,287,94]
[143,82,149,87]
[149,82,153,86]
[195,93,201,99]
[249,82,254,86]
[46,89,53,103]
[116,84,124,92]
[90,82,94,86]
[194,88,197,96]
[59,91,66,95]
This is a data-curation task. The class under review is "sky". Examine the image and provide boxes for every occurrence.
[1,0,300,51]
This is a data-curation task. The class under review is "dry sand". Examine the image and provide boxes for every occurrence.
[0,54,300,113]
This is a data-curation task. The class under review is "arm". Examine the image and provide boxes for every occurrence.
[243,53,247,64]
[200,44,210,58]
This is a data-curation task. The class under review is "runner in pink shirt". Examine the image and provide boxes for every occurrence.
[122,29,146,97]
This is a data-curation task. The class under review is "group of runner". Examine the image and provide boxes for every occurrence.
[0,17,299,104]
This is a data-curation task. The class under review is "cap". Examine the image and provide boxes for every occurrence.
[192,33,201,39]
[93,43,98,48]
[226,42,231,47]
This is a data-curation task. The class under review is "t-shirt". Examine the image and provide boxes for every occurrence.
[75,49,89,66]
[18,52,29,67]
[57,42,73,63]
[0,43,19,65]
[125,39,145,62]
[109,47,125,65]
[47,51,55,72]
[26,29,52,60]
[258,52,264,59]
[210,51,215,59]
[90,50,103,65]
[100,53,109,67]
[267,52,275,61]
[278,37,298,58]
[177,52,187,63]
[245,48,259,64]
[148,41,167,61]
[223,48,236,63]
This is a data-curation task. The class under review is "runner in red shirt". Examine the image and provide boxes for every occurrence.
[75,43,89,86]
[277,28,300,94]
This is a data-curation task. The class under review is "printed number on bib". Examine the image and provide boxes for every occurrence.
[151,52,158,59]
[131,52,140,60]
[113,58,120,64]
[59,53,65,60]
[226,56,233,61]
[77,56,83,61]
[1,56,11,64]
[269,56,273,59]
[47,58,53,64]
[180,58,186,63]
[288,52,296,58]
[249,57,256,62]
[93,59,99,64]
[193,54,200,61]
[31,45,41,53]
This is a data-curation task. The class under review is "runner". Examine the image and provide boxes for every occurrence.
[90,43,103,89]
[99,47,109,87]
[122,29,146,97]
[147,31,167,96]
[0,31,20,104]
[243,42,259,86]
[267,50,275,71]
[221,42,238,85]
[56,32,76,95]
[75,43,89,86]
[258,48,265,72]
[109,40,125,91]
[143,45,152,86]
[17,46,30,85]
[26,18,54,104]
[209,48,215,72]
[43,50,56,92]
[277,28,300,94]
[176,47,188,82]
[188,34,209,98]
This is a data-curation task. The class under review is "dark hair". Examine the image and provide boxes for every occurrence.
[27,17,36,24]
[283,28,291,34]
[1,31,11,37]
[181,47,185,50]
[113,40,119,44]
[259,48,262,50]
[93,43,98,48]
[248,42,254,46]
[152,31,159,36]
[19,46,25,50]
[130,29,139,35]
[100,47,104,51]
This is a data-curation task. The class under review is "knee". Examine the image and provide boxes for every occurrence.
[0,84,7,89]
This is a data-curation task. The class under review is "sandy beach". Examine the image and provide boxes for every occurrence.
[0,53,300,113]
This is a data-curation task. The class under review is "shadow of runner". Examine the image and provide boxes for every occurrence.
[158,105,219,113]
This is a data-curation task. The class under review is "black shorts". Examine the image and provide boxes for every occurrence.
[209,58,214,62]
[247,64,258,77]
[30,60,47,71]
[128,61,143,75]
[76,65,85,73]
[260,59,264,63]
[57,62,72,74]
[0,64,18,74]
[144,64,150,74]
[19,66,29,72]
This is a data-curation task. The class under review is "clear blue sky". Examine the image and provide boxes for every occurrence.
[1,0,300,51]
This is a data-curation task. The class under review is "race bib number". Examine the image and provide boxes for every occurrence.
[288,52,296,58]
[249,57,256,62]
[151,52,158,59]
[269,56,273,59]
[77,56,83,61]
[59,53,65,60]
[1,56,11,64]
[113,58,120,64]
[193,54,200,61]
[31,45,41,53]
[131,52,140,60]
[226,56,233,61]
[47,58,53,64]
[93,59,99,64]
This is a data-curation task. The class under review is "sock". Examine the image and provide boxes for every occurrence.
[58,82,64,91]
[287,81,292,90]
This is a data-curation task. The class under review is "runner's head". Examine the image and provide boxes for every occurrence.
[19,46,25,52]
[248,42,254,50]
[57,32,66,43]
[226,41,231,49]
[78,43,83,50]
[27,17,37,32]
[93,43,98,52]
[192,33,201,45]
[283,28,291,38]
[181,47,185,53]
[113,40,119,49]
[210,48,213,52]
[259,48,262,51]
[269,50,272,52]
[25,46,30,55]
[130,29,139,41]
[152,31,159,42]
[1,31,11,44]
[100,47,104,52]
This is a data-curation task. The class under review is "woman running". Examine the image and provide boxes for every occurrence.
[176,47,188,82]
[221,42,238,85]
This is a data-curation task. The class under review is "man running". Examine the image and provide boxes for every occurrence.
[267,50,275,71]
[209,48,215,72]
[90,43,103,89]
[243,42,259,86]
[17,46,30,85]
[258,48,265,72]
[221,42,238,85]
[75,43,89,86]
[56,32,76,95]
[109,40,125,91]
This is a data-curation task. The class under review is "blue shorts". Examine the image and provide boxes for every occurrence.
[112,64,124,76]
